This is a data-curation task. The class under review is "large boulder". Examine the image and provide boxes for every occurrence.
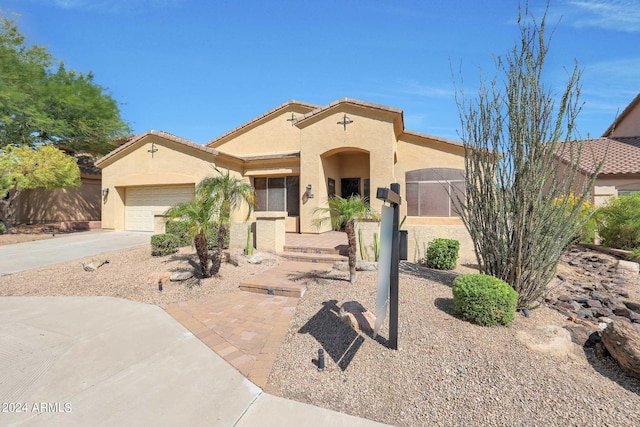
[339,301,376,333]
[516,325,576,359]
[601,320,640,379]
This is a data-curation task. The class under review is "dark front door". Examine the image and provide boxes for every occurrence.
[341,178,360,199]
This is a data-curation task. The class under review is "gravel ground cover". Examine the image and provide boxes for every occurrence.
[267,266,640,427]
[1,236,639,426]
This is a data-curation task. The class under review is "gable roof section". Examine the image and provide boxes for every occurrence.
[602,93,640,137]
[206,100,320,147]
[401,130,464,149]
[95,130,219,168]
[294,98,405,134]
[556,136,640,176]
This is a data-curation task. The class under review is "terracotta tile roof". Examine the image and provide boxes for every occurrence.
[556,136,640,176]
[401,130,463,148]
[206,100,320,147]
[95,130,218,167]
[602,93,640,137]
[295,97,404,125]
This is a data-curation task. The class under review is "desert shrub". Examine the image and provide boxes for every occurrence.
[424,238,460,270]
[151,233,180,257]
[553,193,598,243]
[165,220,191,246]
[597,193,640,250]
[452,274,518,326]
[0,221,6,235]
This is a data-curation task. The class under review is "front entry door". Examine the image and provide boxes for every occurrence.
[341,178,360,199]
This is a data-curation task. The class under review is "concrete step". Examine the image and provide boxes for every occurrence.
[283,244,349,256]
[279,251,347,264]
[238,262,332,298]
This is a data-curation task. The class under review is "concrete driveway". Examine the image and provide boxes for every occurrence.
[0,297,386,426]
[0,230,151,275]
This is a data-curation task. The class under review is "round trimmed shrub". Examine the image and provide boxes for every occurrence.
[151,233,180,257]
[424,238,460,270]
[452,274,518,326]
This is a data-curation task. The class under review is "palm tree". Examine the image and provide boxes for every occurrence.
[199,167,255,275]
[164,192,219,278]
[314,195,379,284]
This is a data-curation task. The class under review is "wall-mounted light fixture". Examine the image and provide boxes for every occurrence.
[305,184,314,198]
[102,188,109,197]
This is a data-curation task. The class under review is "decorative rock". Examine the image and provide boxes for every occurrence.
[616,291,630,298]
[170,271,193,281]
[599,316,614,324]
[516,325,575,359]
[629,311,640,323]
[147,272,171,286]
[598,323,608,331]
[612,278,627,285]
[613,307,632,318]
[601,321,640,379]
[586,299,602,308]
[339,301,376,333]
[247,253,264,264]
[625,301,640,313]
[585,331,602,347]
[356,261,378,271]
[616,259,639,274]
[590,292,605,301]
[558,295,572,303]
[592,307,614,318]
[576,309,594,319]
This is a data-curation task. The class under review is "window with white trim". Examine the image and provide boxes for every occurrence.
[406,168,464,217]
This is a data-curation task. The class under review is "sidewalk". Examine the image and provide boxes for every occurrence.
[0,296,387,426]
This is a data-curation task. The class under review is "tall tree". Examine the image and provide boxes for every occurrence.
[0,12,130,229]
[314,195,378,284]
[198,168,255,275]
[454,4,600,308]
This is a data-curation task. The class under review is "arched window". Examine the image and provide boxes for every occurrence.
[405,168,464,217]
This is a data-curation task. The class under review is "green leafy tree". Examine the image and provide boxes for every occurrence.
[164,192,219,278]
[0,12,129,229]
[453,5,599,308]
[314,195,379,284]
[198,168,255,275]
[0,144,80,228]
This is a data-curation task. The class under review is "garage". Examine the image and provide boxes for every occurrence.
[125,186,194,231]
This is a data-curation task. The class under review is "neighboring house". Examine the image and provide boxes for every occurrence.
[96,98,472,262]
[555,93,640,205]
[16,154,102,229]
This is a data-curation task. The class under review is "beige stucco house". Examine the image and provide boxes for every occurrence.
[96,98,472,262]
[555,93,640,205]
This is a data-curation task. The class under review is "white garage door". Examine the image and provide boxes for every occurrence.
[125,186,194,231]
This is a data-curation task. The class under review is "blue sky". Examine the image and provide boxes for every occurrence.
[3,0,639,144]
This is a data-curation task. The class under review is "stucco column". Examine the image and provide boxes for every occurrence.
[255,211,287,253]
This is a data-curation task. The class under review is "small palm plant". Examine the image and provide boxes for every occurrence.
[198,167,255,275]
[314,195,379,284]
[164,191,219,278]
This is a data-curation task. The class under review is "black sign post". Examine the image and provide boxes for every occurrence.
[376,183,401,350]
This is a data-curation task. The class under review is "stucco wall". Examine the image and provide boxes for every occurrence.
[608,103,640,137]
[211,106,310,156]
[356,220,475,266]
[299,108,397,233]
[16,176,101,224]
[100,135,246,230]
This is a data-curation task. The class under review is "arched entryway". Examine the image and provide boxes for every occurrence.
[320,147,371,201]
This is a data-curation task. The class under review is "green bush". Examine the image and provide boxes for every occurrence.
[597,193,640,250]
[452,274,518,326]
[165,220,191,246]
[0,222,6,235]
[424,238,460,270]
[151,233,180,257]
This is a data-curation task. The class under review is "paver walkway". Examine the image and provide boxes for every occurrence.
[164,262,331,388]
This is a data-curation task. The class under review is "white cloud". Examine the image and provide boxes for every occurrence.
[560,0,640,32]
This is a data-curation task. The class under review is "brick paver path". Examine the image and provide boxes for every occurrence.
[165,291,297,388]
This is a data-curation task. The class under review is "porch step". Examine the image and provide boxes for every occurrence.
[279,251,347,264]
[238,262,332,298]
[283,244,349,256]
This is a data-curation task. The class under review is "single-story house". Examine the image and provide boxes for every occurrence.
[15,154,102,230]
[555,93,640,205]
[96,98,473,262]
